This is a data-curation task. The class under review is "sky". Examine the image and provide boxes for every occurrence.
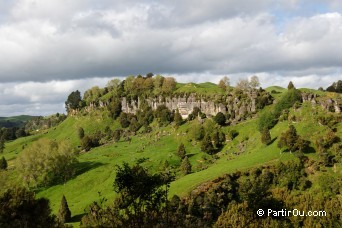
[0,0,341,116]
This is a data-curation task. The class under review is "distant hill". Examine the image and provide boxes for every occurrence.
[0,115,37,128]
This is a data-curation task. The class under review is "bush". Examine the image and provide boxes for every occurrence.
[0,188,58,227]
[214,112,226,126]
[0,156,7,170]
[17,139,78,187]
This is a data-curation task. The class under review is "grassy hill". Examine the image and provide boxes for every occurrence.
[1,86,341,227]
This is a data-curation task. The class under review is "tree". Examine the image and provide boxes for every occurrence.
[181,156,191,175]
[201,134,215,154]
[113,162,173,227]
[0,156,7,170]
[277,125,309,153]
[17,139,78,187]
[214,112,226,126]
[0,136,4,153]
[249,75,260,88]
[113,129,121,142]
[155,105,173,126]
[65,90,82,113]
[235,78,250,91]
[119,112,130,128]
[177,143,186,159]
[161,77,176,94]
[106,78,121,91]
[174,109,183,126]
[278,125,298,152]
[58,195,71,223]
[0,187,58,227]
[218,76,230,91]
[108,98,122,120]
[261,128,272,145]
[326,80,342,93]
[287,81,295,90]
[78,127,85,139]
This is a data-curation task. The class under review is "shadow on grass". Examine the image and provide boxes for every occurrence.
[268,137,278,145]
[69,213,86,223]
[74,161,104,176]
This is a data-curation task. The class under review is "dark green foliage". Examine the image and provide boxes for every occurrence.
[287,81,295,90]
[181,156,191,175]
[78,127,85,139]
[261,128,272,145]
[326,80,342,93]
[113,129,121,142]
[58,195,71,224]
[15,128,27,138]
[154,105,173,126]
[0,156,7,170]
[177,143,186,159]
[128,116,141,133]
[274,159,309,190]
[136,101,154,126]
[119,112,130,128]
[65,90,82,112]
[0,137,4,153]
[201,134,215,154]
[214,112,226,126]
[108,98,122,119]
[278,125,309,153]
[111,162,173,227]
[174,109,183,126]
[81,134,101,151]
[0,187,58,227]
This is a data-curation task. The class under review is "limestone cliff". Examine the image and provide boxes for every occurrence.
[121,90,272,122]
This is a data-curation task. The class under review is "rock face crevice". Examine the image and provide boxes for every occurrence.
[121,90,271,122]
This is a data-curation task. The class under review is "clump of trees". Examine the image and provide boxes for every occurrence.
[65,90,83,113]
[277,125,310,154]
[81,162,174,227]
[80,156,342,227]
[0,187,59,227]
[326,80,342,93]
[235,75,260,91]
[17,139,78,187]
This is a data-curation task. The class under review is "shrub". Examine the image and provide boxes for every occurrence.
[214,112,226,126]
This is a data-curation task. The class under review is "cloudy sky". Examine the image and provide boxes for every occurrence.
[0,0,341,116]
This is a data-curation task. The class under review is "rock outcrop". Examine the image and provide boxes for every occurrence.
[121,90,271,121]
[302,92,341,113]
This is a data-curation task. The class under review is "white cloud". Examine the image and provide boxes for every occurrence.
[0,1,341,115]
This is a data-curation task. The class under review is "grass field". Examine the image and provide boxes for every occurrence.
[1,88,341,227]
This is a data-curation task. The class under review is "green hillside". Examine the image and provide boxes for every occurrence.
[1,79,341,227]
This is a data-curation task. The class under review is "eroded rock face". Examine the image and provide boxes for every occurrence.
[121,90,269,121]
[302,92,341,113]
